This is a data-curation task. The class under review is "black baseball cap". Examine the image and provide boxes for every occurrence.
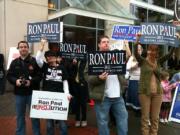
[44,51,57,58]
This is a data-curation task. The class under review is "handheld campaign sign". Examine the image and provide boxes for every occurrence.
[169,84,180,123]
[59,43,87,60]
[27,22,63,43]
[140,23,179,47]
[30,91,69,120]
[88,51,126,75]
[112,25,141,41]
[110,40,124,51]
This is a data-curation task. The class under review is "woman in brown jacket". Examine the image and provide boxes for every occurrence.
[134,35,175,135]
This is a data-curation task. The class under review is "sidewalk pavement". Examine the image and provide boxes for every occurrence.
[0,91,180,135]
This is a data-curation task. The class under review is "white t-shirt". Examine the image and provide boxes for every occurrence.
[126,56,140,80]
[104,75,120,98]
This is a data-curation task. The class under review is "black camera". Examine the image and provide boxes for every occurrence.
[19,75,27,86]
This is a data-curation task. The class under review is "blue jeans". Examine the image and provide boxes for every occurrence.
[95,97,128,135]
[126,80,140,110]
[15,95,41,135]
[46,120,67,135]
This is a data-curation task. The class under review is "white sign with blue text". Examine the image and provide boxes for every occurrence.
[112,25,141,41]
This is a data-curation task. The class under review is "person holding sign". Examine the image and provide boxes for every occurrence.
[134,34,175,135]
[170,72,180,84]
[126,43,143,115]
[86,35,128,135]
[36,39,71,135]
[7,41,42,135]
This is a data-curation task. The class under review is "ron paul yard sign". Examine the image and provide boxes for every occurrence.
[30,91,69,120]
[59,43,86,60]
[140,23,179,47]
[27,22,63,42]
[88,51,126,75]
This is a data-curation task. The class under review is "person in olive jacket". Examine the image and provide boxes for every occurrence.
[7,41,42,135]
[85,35,128,135]
[134,34,175,135]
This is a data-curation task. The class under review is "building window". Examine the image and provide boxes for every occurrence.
[131,6,148,24]
[148,10,166,22]
[49,15,104,52]
[48,0,61,14]
[61,14,96,28]
[63,27,96,51]
[150,0,165,7]
[62,14,104,51]
[166,0,176,10]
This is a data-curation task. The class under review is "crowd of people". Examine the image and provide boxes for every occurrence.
[2,34,180,135]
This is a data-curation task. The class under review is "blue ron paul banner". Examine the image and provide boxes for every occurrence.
[88,51,126,75]
[59,43,87,60]
[169,84,180,123]
[27,22,61,43]
[140,23,179,47]
[112,25,141,41]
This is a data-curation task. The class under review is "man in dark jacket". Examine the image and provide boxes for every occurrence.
[7,41,41,135]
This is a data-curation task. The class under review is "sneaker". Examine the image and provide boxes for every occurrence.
[148,120,151,126]
[164,119,168,123]
[88,99,95,107]
[81,121,87,127]
[75,121,81,127]
[159,119,165,123]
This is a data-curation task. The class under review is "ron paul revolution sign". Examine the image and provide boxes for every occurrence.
[30,91,69,120]
[88,51,126,75]
[59,43,86,60]
[140,23,179,47]
[27,22,63,42]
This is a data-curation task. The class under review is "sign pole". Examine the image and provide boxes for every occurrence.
[60,22,63,43]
